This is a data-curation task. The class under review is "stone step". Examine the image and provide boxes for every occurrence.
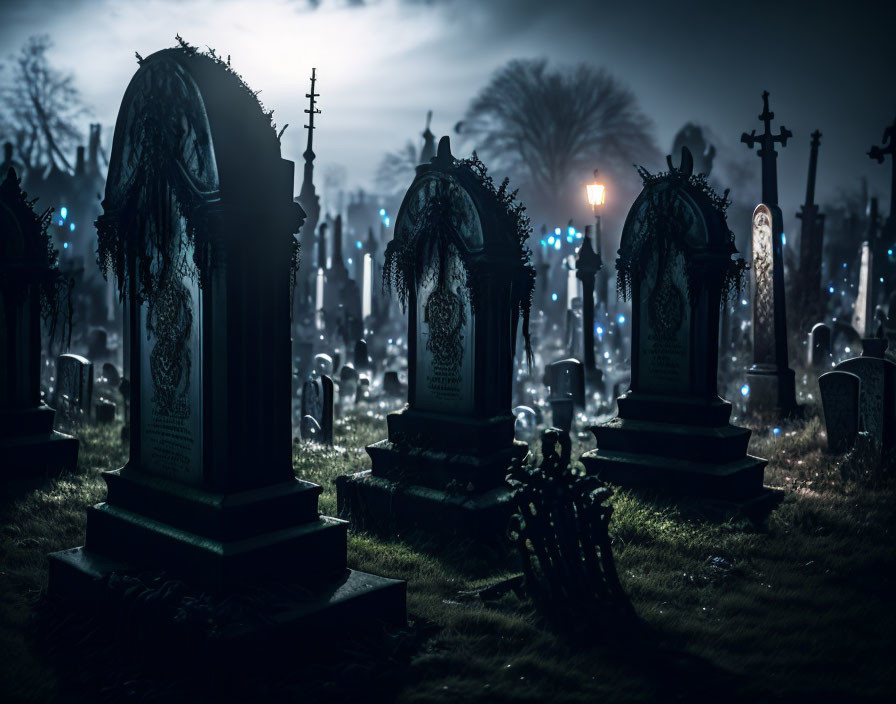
[591,418,752,463]
[580,448,767,501]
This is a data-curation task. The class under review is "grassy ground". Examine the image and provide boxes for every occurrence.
[1,410,894,703]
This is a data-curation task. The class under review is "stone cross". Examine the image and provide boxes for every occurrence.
[741,90,792,207]
[742,92,797,417]
[868,117,895,303]
[295,68,321,312]
[868,116,895,228]
[797,130,825,320]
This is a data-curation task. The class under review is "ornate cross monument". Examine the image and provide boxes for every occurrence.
[796,130,825,322]
[581,148,769,505]
[295,68,321,311]
[741,91,798,417]
[419,110,436,165]
[49,46,404,630]
[337,137,535,542]
[0,168,78,478]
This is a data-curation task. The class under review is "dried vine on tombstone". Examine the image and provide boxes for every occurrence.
[506,428,634,636]
[382,152,536,366]
[96,36,301,333]
[616,164,747,310]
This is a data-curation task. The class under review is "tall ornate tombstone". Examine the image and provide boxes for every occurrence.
[0,169,78,478]
[742,92,798,417]
[49,46,404,627]
[337,137,534,541]
[581,149,769,503]
[852,203,877,338]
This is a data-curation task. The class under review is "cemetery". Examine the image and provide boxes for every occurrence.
[0,3,894,702]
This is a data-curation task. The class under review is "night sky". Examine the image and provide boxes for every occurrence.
[1,0,894,231]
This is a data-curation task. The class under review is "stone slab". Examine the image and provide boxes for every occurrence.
[337,469,514,544]
[0,431,78,479]
[592,417,752,463]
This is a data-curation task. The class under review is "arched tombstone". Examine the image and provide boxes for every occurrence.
[49,46,405,626]
[0,168,78,477]
[808,322,832,369]
[582,149,769,503]
[337,137,534,541]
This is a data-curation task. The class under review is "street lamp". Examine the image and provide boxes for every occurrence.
[586,168,608,324]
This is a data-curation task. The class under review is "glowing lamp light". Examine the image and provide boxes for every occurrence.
[568,226,575,237]
[551,293,558,301]
[69,222,75,231]
[740,384,750,397]
[617,314,625,324]
[58,219,64,226]
[842,262,847,268]
[596,326,604,335]
[347,257,353,265]
[540,239,546,246]
[384,217,390,227]
[829,286,835,294]
[586,181,606,207]
[62,242,69,249]
[554,240,561,250]
[554,227,561,236]
[781,233,786,246]
[773,427,781,436]
[355,240,363,249]
[888,249,893,256]
[60,207,67,219]
[548,236,555,245]
[378,208,386,216]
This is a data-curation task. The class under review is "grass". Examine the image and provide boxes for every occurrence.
[1,410,894,703]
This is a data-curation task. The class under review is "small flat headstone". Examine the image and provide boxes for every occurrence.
[95,399,116,424]
[383,370,405,397]
[808,323,832,368]
[545,358,585,408]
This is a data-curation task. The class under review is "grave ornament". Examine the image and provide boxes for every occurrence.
[582,148,770,504]
[338,137,534,542]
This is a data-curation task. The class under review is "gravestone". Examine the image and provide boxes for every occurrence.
[818,371,861,453]
[95,399,116,424]
[0,168,78,477]
[832,336,896,458]
[88,327,110,362]
[545,358,585,433]
[49,45,404,630]
[852,233,875,338]
[742,92,798,418]
[353,338,370,371]
[808,323,832,369]
[512,405,538,443]
[581,149,770,503]
[355,375,371,403]
[339,364,359,405]
[55,353,94,421]
[102,362,121,387]
[313,352,334,378]
[337,137,534,542]
[301,373,334,445]
[383,370,405,397]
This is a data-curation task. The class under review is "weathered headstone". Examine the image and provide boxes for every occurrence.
[545,358,585,433]
[339,364,359,405]
[102,362,121,387]
[301,373,334,445]
[383,370,405,397]
[337,137,534,541]
[49,45,404,630]
[95,399,116,424]
[88,327,110,363]
[313,352,334,378]
[512,405,538,443]
[581,149,769,503]
[818,371,861,454]
[55,353,94,421]
[353,338,370,371]
[0,168,78,477]
[808,323,832,369]
[742,92,798,418]
[833,336,896,458]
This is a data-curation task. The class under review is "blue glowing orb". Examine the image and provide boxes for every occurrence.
[617,314,625,324]
[551,293,558,301]
[740,384,749,397]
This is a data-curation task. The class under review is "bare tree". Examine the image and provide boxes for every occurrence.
[375,140,419,197]
[1,35,87,174]
[456,58,660,220]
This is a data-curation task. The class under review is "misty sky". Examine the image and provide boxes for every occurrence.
[1,0,894,233]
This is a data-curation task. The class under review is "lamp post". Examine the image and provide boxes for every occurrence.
[576,225,601,373]
[586,169,606,312]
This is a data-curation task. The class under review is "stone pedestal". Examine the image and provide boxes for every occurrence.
[338,409,526,541]
[582,394,768,502]
[0,405,77,479]
[746,364,797,417]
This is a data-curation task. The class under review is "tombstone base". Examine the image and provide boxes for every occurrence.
[0,406,78,478]
[50,469,355,593]
[746,366,799,418]
[582,416,768,501]
[336,469,515,544]
[47,547,406,669]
